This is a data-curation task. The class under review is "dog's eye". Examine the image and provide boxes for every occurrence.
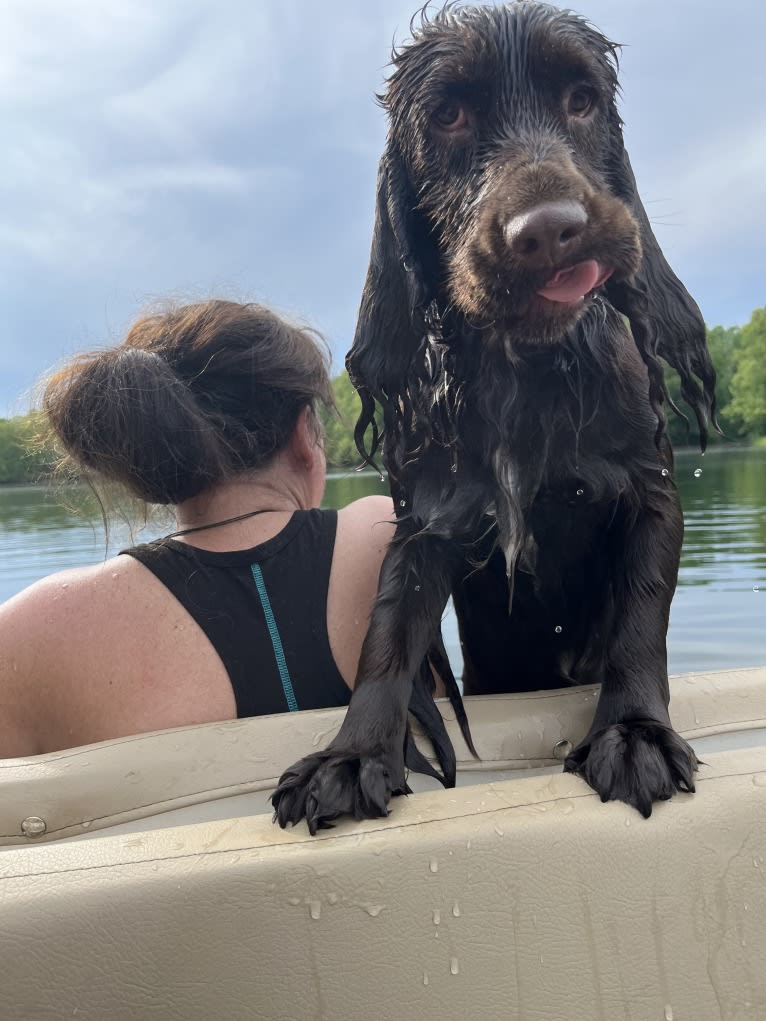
[566,86,596,119]
[433,101,469,133]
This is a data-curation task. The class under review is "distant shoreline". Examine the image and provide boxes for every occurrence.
[2,443,763,491]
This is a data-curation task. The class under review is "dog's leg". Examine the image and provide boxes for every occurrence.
[565,486,698,816]
[272,528,455,833]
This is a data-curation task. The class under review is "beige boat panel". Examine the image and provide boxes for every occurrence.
[1,667,765,845]
[1,746,765,1020]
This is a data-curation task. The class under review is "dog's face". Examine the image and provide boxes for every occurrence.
[385,3,642,342]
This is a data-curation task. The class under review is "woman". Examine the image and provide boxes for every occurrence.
[0,300,396,758]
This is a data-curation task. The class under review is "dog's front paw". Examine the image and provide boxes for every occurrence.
[271,747,409,835]
[564,719,698,818]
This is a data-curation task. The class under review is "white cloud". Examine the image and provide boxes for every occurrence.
[1,0,764,411]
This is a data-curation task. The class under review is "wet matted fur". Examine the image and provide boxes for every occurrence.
[272,2,717,833]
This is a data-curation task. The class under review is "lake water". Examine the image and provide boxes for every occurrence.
[1,447,764,675]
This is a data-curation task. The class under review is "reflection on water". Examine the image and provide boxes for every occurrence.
[0,485,173,600]
[676,449,766,589]
[669,448,765,673]
[1,448,763,674]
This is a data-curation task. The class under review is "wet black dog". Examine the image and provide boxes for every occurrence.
[273,2,717,833]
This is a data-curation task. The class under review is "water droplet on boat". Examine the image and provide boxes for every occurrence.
[625,818,631,827]
[450,463,458,473]
[664,1006,674,1021]
[399,500,406,507]
[365,904,384,917]
[327,892,338,904]
[466,840,471,850]
[553,740,572,760]
[288,897,301,906]
[754,586,760,593]
[693,468,703,478]
[576,488,584,497]
[309,900,321,920]
[754,858,761,869]
[452,902,461,917]
[423,972,429,986]
[661,468,670,478]
[433,909,441,925]
[494,825,505,837]
[450,958,460,976]
[429,858,438,874]
[378,473,385,483]
[414,584,421,592]
[554,625,563,634]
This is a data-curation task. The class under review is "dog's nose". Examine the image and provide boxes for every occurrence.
[504,200,587,269]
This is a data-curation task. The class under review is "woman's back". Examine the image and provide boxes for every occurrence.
[0,496,394,757]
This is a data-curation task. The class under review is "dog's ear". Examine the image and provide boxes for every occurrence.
[346,139,436,464]
[605,132,719,447]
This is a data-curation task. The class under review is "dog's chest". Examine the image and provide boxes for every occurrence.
[467,385,615,490]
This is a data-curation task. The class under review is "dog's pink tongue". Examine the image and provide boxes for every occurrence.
[537,260,610,303]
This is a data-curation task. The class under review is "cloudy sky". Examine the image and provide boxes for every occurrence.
[2,0,764,415]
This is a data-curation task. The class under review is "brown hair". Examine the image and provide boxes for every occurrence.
[42,300,334,505]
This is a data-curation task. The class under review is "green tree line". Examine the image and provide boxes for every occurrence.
[663,307,766,448]
[0,414,56,484]
[2,306,765,484]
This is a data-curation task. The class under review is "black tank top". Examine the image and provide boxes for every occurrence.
[120,509,351,717]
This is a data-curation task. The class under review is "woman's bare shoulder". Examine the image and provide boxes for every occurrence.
[0,556,144,634]
[326,496,396,687]
[0,557,144,755]
[0,557,150,694]
[336,495,396,550]
[0,552,236,755]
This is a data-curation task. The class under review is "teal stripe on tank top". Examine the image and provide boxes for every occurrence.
[250,563,299,713]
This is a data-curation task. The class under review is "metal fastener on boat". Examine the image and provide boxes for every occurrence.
[21,816,47,838]
[553,740,572,760]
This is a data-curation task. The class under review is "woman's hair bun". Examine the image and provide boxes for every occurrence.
[43,345,224,504]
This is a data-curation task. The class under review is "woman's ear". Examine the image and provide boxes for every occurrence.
[290,405,323,472]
